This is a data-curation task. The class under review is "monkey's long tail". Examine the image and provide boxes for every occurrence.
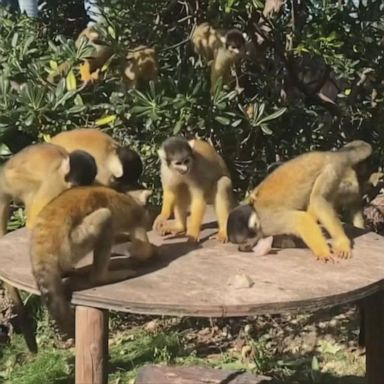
[31,258,75,340]
[337,140,372,165]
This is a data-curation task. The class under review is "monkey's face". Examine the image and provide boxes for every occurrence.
[160,137,194,176]
[227,205,260,244]
[224,29,246,59]
[170,154,193,175]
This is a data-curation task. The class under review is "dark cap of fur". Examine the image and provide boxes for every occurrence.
[162,137,193,163]
[227,204,256,244]
[66,150,97,186]
[225,29,245,49]
[115,147,143,185]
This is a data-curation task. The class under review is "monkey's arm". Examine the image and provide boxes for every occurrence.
[212,176,233,242]
[186,189,206,242]
[129,226,158,263]
[71,208,136,288]
[307,166,352,259]
[153,188,177,232]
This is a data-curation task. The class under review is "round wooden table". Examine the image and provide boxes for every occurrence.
[0,213,384,384]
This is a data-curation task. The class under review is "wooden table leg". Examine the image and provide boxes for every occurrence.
[75,306,109,384]
[5,283,37,353]
[363,290,384,384]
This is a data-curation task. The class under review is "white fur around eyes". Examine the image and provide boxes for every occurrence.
[248,211,259,230]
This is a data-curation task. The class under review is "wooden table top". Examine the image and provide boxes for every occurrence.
[1,210,384,317]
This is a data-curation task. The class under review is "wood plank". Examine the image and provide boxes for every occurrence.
[364,291,384,384]
[134,365,273,384]
[75,306,108,384]
[1,208,384,316]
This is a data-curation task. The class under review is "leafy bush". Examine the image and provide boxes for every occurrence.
[0,0,383,198]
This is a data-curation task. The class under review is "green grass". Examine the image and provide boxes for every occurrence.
[0,305,366,384]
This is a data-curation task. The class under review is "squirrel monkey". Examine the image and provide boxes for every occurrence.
[0,143,97,236]
[47,26,113,85]
[122,45,159,90]
[153,137,234,242]
[191,22,222,61]
[227,140,373,261]
[192,23,246,94]
[76,26,114,84]
[50,128,143,189]
[264,159,378,230]
[31,185,157,339]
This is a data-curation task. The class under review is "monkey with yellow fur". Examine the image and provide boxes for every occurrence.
[0,143,96,236]
[153,137,234,242]
[50,128,143,190]
[47,26,113,85]
[227,140,372,261]
[122,45,159,90]
[191,22,246,94]
[31,186,157,339]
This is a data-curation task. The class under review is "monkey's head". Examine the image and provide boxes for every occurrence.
[227,204,261,245]
[222,29,246,58]
[158,137,194,176]
[114,147,143,187]
[65,150,97,187]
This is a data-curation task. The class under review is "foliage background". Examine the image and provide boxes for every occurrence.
[1,0,383,201]
[0,1,383,382]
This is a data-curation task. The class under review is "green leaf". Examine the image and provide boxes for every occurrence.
[11,32,18,48]
[311,355,319,371]
[95,115,117,126]
[130,105,151,114]
[260,124,272,135]
[108,26,116,39]
[66,70,77,91]
[74,94,84,106]
[49,60,58,70]
[0,143,11,156]
[67,105,86,114]
[173,121,183,134]
[257,107,287,125]
[215,116,231,125]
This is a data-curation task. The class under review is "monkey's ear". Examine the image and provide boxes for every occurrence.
[127,189,152,206]
[60,156,71,176]
[107,154,124,178]
[188,139,196,149]
[157,147,166,161]
[219,35,226,44]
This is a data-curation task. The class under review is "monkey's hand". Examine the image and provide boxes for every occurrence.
[159,222,186,237]
[153,214,169,233]
[332,238,352,259]
[238,242,254,252]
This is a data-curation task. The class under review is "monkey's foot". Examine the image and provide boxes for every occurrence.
[186,233,200,243]
[332,239,352,259]
[315,254,336,263]
[313,245,335,263]
[209,231,228,243]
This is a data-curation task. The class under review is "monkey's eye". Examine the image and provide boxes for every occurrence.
[175,159,190,166]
